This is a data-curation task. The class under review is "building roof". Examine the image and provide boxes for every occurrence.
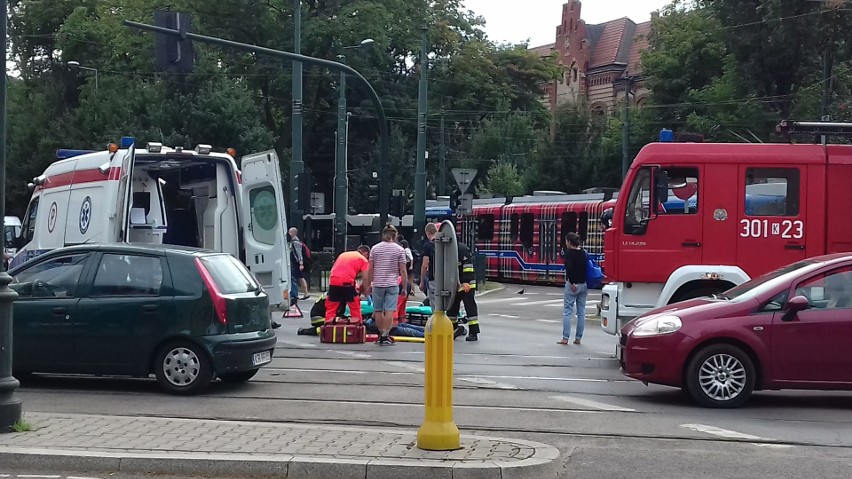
[627,21,651,75]
[529,43,556,56]
[588,17,630,68]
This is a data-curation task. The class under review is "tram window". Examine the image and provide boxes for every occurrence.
[520,213,534,249]
[578,211,589,241]
[477,214,495,241]
[510,213,520,241]
[561,212,577,246]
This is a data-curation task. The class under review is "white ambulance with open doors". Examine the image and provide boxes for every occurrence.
[10,137,291,306]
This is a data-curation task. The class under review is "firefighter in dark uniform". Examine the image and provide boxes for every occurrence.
[447,243,480,341]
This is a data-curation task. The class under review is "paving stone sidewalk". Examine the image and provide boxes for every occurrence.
[0,412,560,479]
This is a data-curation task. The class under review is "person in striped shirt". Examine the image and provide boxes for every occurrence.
[367,225,408,345]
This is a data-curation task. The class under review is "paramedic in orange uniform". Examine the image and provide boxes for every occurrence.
[325,245,371,322]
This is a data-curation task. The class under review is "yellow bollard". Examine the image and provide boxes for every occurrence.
[416,309,460,450]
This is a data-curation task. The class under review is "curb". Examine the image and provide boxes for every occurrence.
[0,433,560,479]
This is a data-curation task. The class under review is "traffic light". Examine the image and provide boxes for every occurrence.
[154,11,194,73]
[295,170,312,211]
[450,189,461,212]
[368,184,379,203]
[390,194,405,218]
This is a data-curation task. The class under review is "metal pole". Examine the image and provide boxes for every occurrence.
[622,77,631,181]
[414,25,429,238]
[291,0,304,228]
[0,0,23,431]
[439,114,446,197]
[124,20,391,227]
[334,58,348,255]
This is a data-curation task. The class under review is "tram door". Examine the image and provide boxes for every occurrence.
[540,218,559,281]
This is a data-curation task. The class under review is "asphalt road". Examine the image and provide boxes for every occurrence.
[10,284,852,478]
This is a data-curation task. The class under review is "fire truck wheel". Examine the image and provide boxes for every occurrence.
[685,343,755,408]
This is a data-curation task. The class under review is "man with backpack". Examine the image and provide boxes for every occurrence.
[289,227,310,300]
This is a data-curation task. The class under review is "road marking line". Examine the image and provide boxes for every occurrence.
[680,423,763,440]
[332,350,372,358]
[550,395,636,412]
[277,341,317,349]
[68,477,104,479]
[466,374,607,383]
[536,319,559,323]
[458,377,519,389]
[478,297,526,304]
[384,361,425,373]
[279,367,366,374]
[490,314,519,318]
[752,443,794,449]
[18,476,62,479]
[512,299,564,307]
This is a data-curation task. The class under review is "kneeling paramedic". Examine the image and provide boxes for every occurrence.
[447,243,480,341]
[325,245,371,322]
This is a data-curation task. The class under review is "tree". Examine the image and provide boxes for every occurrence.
[480,161,524,197]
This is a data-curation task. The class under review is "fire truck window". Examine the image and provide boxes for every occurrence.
[477,214,494,241]
[745,168,800,216]
[658,167,698,215]
[510,213,520,241]
[624,168,652,235]
[578,211,589,241]
[520,213,534,249]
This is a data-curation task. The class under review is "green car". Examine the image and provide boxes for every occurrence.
[9,244,276,395]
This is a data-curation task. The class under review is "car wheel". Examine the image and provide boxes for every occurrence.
[686,344,755,408]
[219,369,259,383]
[154,341,214,395]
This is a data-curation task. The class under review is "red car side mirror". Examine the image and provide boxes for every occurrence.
[782,295,810,322]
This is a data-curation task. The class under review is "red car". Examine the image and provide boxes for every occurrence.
[618,253,852,408]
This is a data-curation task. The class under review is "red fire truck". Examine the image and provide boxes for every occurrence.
[601,121,852,335]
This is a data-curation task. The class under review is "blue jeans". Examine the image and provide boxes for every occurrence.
[563,283,588,340]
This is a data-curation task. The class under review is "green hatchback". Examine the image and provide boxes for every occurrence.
[9,244,276,395]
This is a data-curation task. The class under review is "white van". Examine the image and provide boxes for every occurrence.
[4,215,22,268]
[11,137,291,305]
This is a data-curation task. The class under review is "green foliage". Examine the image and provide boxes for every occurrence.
[481,161,524,196]
[11,419,34,432]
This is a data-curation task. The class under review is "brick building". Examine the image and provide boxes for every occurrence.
[531,0,651,114]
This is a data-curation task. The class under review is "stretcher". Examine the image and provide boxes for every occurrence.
[360,300,466,326]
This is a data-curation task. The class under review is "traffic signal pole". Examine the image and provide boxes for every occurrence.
[291,0,304,232]
[0,0,22,431]
[413,26,428,239]
[124,19,392,227]
[334,56,348,255]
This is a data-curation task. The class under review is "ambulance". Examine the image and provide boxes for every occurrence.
[10,137,291,306]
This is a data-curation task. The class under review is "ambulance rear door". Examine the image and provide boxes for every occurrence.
[239,150,290,306]
[115,144,136,242]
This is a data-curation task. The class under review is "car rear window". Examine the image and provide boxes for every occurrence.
[198,255,259,294]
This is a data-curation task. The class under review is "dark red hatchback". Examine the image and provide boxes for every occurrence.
[619,253,852,408]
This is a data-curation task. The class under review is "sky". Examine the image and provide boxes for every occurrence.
[461,0,671,47]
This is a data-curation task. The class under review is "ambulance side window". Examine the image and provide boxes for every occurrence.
[23,197,39,243]
[744,168,800,217]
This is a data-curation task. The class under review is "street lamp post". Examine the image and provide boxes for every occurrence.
[67,61,99,91]
[334,39,374,255]
[291,0,304,232]
[0,0,22,432]
[413,26,429,241]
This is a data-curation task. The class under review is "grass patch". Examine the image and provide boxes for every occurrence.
[11,420,34,432]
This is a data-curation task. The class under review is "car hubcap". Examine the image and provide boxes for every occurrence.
[162,347,201,387]
[698,353,746,401]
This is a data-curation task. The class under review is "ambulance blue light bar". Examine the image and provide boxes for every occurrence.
[120,136,135,148]
[659,129,674,142]
[56,149,95,160]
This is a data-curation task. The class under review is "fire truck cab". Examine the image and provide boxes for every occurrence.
[11,137,291,306]
[601,123,852,335]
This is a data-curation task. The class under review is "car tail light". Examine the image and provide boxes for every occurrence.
[195,258,228,326]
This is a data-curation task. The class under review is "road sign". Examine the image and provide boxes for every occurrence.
[451,168,477,194]
[457,193,474,215]
[432,220,459,312]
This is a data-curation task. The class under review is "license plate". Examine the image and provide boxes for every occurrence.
[252,350,272,366]
[616,345,624,361]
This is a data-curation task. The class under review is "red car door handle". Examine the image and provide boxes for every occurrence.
[682,241,702,247]
[785,244,805,250]
[142,304,159,312]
